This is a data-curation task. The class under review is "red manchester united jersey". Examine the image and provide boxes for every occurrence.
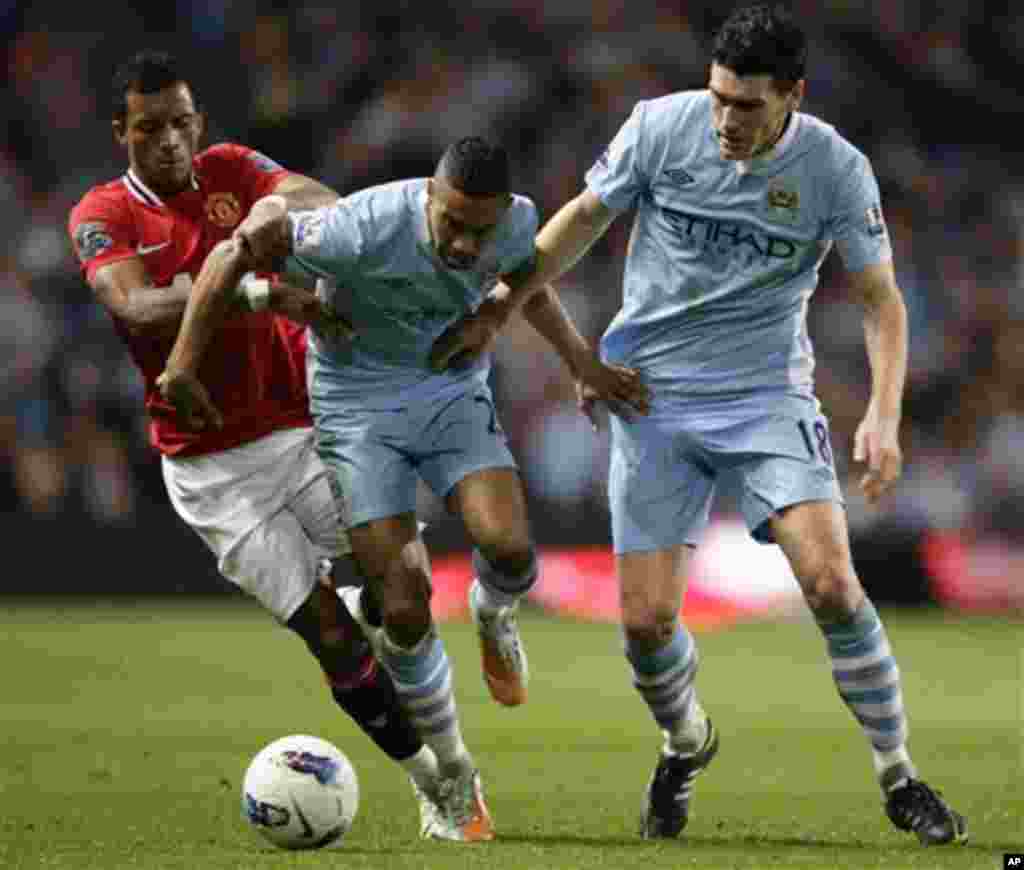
[69,143,313,457]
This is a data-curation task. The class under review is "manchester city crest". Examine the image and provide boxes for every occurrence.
[764,184,800,224]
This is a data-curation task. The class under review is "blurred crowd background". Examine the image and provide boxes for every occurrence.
[3,1,1023,604]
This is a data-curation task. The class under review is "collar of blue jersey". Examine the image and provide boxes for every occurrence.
[123,166,200,208]
[734,111,800,176]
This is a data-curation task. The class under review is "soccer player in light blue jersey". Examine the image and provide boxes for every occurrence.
[156,137,649,841]
[430,4,966,849]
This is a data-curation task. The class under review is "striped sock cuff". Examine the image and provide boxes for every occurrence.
[379,627,445,687]
[625,626,698,735]
[625,624,695,678]
[818,599,882,656]
[472,548,538,601]
[878,762,914,792]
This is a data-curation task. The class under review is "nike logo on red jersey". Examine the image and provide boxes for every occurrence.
[137,241,171,256]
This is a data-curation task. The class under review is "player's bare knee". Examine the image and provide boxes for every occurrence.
[381,600,431,648]
[622,606,678,652]
[379,552,433,647]
[801,561,862,620]
[470,510,532,564]
[397,538,433,595]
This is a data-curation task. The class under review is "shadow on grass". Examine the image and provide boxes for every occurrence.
[493,831,1009,855]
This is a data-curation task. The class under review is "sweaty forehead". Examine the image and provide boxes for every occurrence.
[432,178,509,228]
[125,83,196,121]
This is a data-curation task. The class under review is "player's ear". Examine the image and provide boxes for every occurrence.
[789,79,805,111]
[112,117,127,147]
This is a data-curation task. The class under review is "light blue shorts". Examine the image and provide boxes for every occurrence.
[312,383,517,529]
[608,393,843,553]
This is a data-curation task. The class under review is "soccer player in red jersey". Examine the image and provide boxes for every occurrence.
[68,51,456,840]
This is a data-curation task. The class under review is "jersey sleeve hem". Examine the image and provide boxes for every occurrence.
[82,249,140,283]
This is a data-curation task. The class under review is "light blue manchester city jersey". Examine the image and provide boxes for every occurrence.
[285,178,538,404]
[585,91,892,397]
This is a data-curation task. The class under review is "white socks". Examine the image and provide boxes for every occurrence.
[472,577,519,612]
[399,746,441,793]
[873,745,917,791]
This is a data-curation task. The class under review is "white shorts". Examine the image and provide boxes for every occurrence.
[162,427,350,622]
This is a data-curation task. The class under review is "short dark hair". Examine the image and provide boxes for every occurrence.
[711,4,807,87]
[435,137,510,198]
[112,50,194,121]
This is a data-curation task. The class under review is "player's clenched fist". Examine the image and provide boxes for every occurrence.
[234,194,291,267]
[155,368,224,432]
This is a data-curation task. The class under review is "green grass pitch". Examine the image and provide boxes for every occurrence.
[1,597,1019,869]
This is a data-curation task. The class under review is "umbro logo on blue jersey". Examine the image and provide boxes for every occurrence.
[664,168,695,186]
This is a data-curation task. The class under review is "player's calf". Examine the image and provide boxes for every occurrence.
[372,539,434,649]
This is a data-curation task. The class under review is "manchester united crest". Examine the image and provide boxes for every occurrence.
[205,192,242,228]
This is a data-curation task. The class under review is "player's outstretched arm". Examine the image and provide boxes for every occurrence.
[270,173,340,211]
[500,189,618,315]
[90,258,196,341]
[848,259,908,504]
[83,175,335,343]
[519,286,649,418]
[157,238,255,430]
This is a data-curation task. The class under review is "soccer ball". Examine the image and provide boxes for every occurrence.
[242,735,359,850]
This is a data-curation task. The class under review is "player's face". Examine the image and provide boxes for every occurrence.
[426,178,511,271]
[113,83,203,196]
[709,63,803,161]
